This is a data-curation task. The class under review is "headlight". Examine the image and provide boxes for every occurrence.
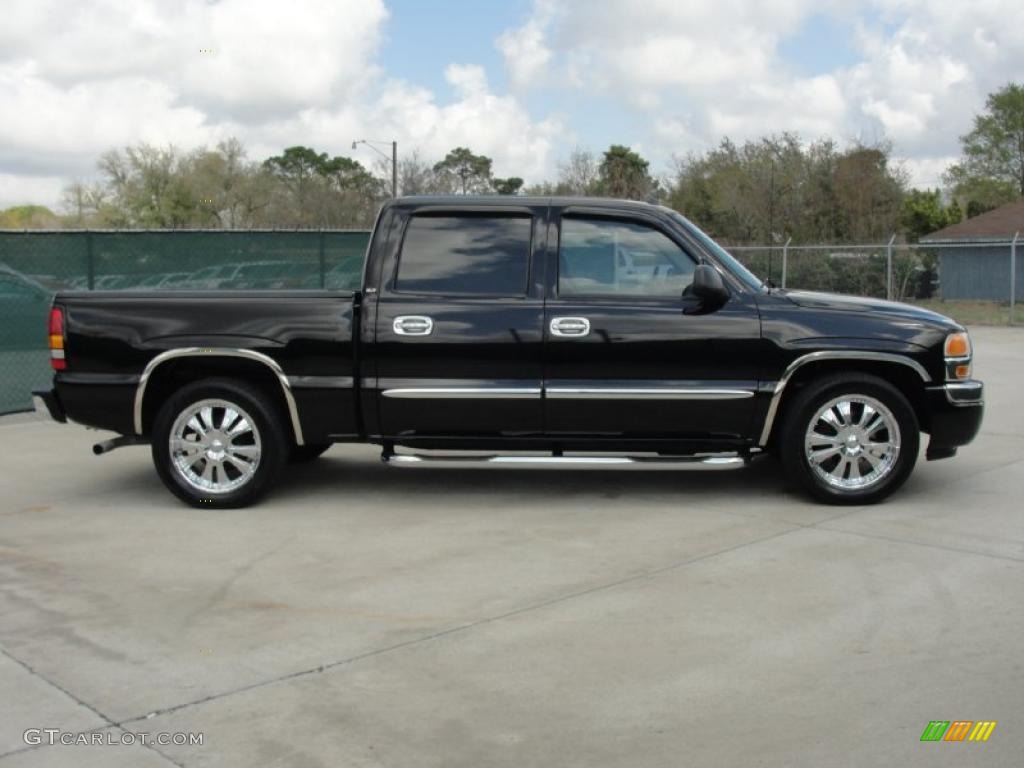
[944,331,972,379]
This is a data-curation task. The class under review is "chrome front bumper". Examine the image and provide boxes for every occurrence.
[940,380,984,407]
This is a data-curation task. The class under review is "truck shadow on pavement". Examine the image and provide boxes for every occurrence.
[276,451,796,504]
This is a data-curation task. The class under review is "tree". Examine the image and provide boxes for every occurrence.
[397,151,439,196]
[262,145,384,227]
[0,205,61,229]
[946,198,963,226]
[60,182,110,227]
[558,148,599,195]
[947,176,1016,218]
[901,189,954,242]
[189,139,272,228]
[432,147,493,194]
[492,176,524,195]
[668,134,906,244]
[596,145,656,200]
[263,146,330,225]
[832,144,905,242]
[95,144,197,228]
[944,82,1024,211]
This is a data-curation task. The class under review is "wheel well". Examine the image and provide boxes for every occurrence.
[140,357,296,443]
[769,360,930,447]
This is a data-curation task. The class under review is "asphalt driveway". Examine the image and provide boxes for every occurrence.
[1,326,1022,767]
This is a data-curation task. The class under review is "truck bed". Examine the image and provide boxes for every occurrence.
[53,290,361,444]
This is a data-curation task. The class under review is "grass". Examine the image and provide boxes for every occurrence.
[907,299,1020,326]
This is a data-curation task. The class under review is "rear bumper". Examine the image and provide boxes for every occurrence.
[32,389,67,423]
[923,380,983,460]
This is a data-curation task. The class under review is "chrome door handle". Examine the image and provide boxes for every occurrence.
[550,317,591,337]
[393,316,434,336]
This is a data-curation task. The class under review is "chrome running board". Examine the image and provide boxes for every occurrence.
[382,452,746,470]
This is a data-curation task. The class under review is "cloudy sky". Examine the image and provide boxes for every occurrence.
[2,0,1022,210]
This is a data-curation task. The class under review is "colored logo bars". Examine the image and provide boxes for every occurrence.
[920,721,997,742]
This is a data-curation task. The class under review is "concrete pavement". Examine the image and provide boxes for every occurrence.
[1,326,1021,766]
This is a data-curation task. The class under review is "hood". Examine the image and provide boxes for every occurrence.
[781,290,961,329]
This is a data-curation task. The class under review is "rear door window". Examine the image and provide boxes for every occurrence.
[395,213,532,296]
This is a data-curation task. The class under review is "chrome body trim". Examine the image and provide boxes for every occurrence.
[757,350,932,446]
[393,316,434,336]
[933,381,984,407]
[380,384,753,400]
[287,375,355,389]
[132,347,305,445]
[546,387,754,400]
[382,387,542,399]
[549,317,591,337]
[383,453,746,470]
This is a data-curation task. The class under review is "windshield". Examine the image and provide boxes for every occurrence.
[667,211,766,292]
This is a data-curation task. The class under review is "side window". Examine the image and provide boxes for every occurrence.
[558,217,696,298]
[395,213,531,296]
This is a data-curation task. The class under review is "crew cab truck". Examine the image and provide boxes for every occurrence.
[34,196,984,508]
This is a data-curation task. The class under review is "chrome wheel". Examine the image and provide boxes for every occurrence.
[804,394,901,491]
[169,398,262,495]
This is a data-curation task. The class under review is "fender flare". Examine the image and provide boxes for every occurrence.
[133,347,304,445]
[758,350,931,446]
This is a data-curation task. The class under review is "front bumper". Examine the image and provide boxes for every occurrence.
[923,380,983,460]
[32,389,67,423]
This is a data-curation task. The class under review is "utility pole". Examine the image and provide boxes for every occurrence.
[767,162,775,285]
[352,139,398,199]
[1011,231,1019,325]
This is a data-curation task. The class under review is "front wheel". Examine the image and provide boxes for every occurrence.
[151,378,288,508]
[779,373,919,505]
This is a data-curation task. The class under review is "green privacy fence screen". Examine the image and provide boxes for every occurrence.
[0,230,372,414]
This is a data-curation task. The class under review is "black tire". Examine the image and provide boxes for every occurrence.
[779,373,919,505]
[290,443,331,463]
[151,378,288,508]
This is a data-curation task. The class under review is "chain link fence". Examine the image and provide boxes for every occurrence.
[0,230,371,414]
[0,230,1019,415]
[730,239,1020,317]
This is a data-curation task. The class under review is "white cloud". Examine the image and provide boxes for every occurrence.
[496,0,1024,188]
[0,173,67,211]
[899,155,957,190]
[0,63,211,177]
[0,0,389,118]
[369,67,562,181]
[0,0,561,209]
[496,0,557,90]
[3,0,1023,209]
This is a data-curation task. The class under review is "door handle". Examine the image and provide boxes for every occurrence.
[550,317,591,337]
[393,315,434,336]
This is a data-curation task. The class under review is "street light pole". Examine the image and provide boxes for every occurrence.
[352,139,398,199]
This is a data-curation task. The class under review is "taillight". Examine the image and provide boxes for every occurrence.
[49,307,66,370]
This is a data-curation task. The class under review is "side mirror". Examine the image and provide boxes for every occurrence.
[689,264,728,307]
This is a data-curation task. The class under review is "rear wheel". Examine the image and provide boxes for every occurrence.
[780,373,919,505]
[151,378,288,508]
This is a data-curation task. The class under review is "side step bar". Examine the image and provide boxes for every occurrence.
[382,453,747,470]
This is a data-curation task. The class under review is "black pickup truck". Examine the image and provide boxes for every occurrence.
[34,196,983,507]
